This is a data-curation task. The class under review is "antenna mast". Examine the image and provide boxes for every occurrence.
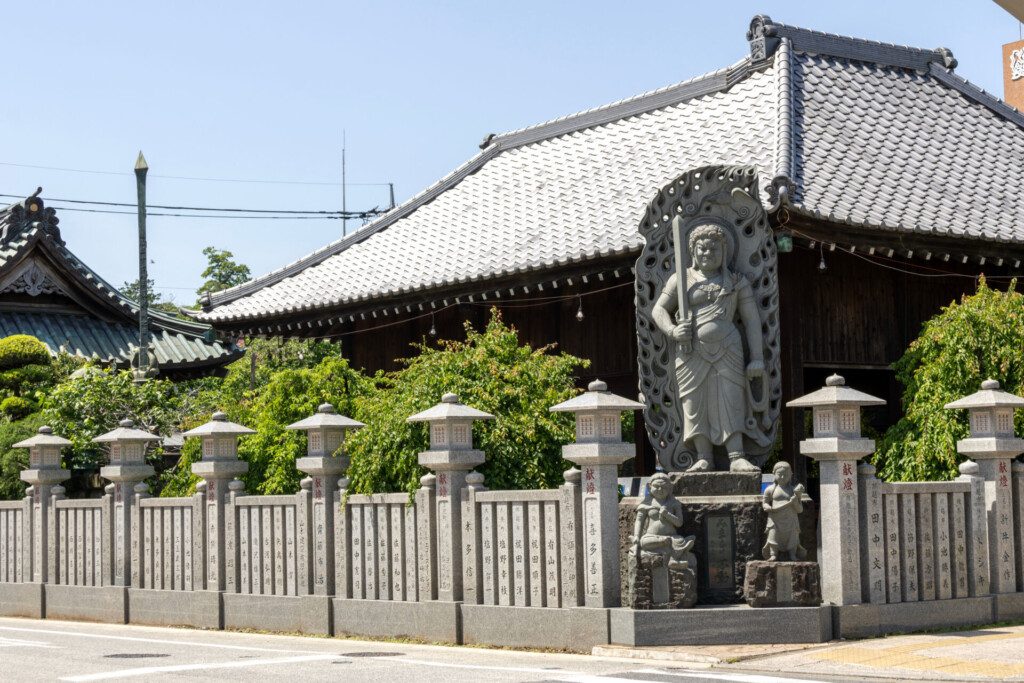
[342,130,347,236]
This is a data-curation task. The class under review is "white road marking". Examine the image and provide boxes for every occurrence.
[0,636,58,648]
[0,625,320,654]
[59,654,344,681]
[634,668,827,683]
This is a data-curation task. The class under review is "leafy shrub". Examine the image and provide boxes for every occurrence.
[0,413,46,500]
[0,396,34,420]
[875,278,1024,481]
[0,335,50,370]
[345,310,587,494]
[42,369,180,471]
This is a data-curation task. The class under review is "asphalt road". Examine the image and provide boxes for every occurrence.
[0,617,858,682]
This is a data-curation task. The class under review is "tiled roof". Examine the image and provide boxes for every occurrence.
[199,16,1024,324]
[0,198,241,372]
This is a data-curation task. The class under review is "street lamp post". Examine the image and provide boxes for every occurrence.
[134,151,151,383]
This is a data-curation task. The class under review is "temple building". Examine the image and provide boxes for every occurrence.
[0,194,240,378]
[193,16,1024,475]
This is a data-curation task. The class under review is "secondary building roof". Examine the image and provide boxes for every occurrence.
[197,15,1024,326]
[0,195,241,376]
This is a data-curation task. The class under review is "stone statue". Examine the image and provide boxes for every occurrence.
[625,472,697,608]
[636,165,781,472]
[761,462,807,561]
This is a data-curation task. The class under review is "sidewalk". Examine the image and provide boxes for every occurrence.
[595,623,1024,681]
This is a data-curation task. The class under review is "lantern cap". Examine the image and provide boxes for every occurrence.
[786,373,886,408]
[550,378,643,413]
[182,411,255,437]
[944,379,1024,410]
[407,393,494,423]
[286,403,364,431]
[14,426,71,448]
[93,419,161,443]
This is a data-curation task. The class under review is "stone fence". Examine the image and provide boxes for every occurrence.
[795,376,1024,637]
[0,380,636,650]
[6,375,1024,647]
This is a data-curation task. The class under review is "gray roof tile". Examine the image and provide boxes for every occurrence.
[199,17,1024,324]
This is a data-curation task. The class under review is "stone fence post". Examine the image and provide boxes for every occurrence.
[551,379,642,608]
[956,460,991,596]
[786,374,885,605]
[183,412,253,592]
[945,379,1024,594]
[14,425,71,584]
[287,403,363,596]
[407,393,494,602]
[94,419,160,587]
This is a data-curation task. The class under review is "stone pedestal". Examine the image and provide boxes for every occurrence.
[625,554,697,609]
[670,471,761,497]
[618,495,816,605]
[743,560,822,607]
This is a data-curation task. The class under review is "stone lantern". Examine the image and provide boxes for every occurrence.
[945,379,1024,593]
[407,392,494,601]
[287,403,363,595]
[184,411,254,591]
[551,379,642,607]
[787,373,885,605]
[94,419,160,586]
[14,425,71,583]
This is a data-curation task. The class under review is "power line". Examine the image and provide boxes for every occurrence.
[45,206,348,219]
[0,161,391,187]
[0,192,382,216]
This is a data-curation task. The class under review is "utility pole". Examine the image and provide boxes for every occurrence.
[342,130,347,236]
[133,151,151,383]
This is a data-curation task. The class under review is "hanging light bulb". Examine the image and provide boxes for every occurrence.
[429,312,437,337]
[575,296,585,322]
[818,244,827,273]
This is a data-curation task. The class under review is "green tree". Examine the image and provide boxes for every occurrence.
[0,335,53,417]
[121,277,184,317]
[345,309,587,494]
[875,278,1024,481]
[196,247,251,303]
[42,369,181,472]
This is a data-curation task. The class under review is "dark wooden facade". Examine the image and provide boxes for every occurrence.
[323,236,1010,480]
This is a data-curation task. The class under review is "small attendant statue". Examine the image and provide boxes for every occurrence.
[761,462,806,561]
[626,472,697,608]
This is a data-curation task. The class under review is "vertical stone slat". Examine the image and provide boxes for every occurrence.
[934,492,952,600]
[527,501,544,607]
[250,506,262,594]
[285,504,297,596]
[335,481,351,600]
[274,505,286,596]
[480,502,495,605]
[261,506,273,595]
[404,502,417,601]
[511,502,529,606]
[102,490,114,586]
[496,502,512,606]
[59,507,68,586]
[899,493,919,601]
[239,505,250,594]
[858,464,885,603]
[391,503,405,601]
[951,490,970,599]
[559,470,583,607]
[960,462,992,597]
[884,492,902,603]
[191,488,206,591]
[415,477,436,601]
[350,503,364,599]
[364,503,378,599]
[461,476,484,606]
[296,481,312,595]
[377,502,391,601]
[917,493,935,600]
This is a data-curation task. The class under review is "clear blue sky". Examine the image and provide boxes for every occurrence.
[2,1,1019,306]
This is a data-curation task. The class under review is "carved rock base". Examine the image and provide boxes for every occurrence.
[625,554,697,610]
[670,471,761,496]
[743,560,822,607]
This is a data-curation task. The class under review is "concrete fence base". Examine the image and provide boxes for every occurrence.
[5,582,1024,648]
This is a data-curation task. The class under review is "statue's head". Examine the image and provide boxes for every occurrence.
[648,472,671,501]
[773,461,792,485]
[688,223,728,273]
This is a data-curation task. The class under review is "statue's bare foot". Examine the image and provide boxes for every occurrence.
[686,458,711,472]
[729,456,760,472]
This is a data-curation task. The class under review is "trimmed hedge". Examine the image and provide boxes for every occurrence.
[0,335,50,370]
